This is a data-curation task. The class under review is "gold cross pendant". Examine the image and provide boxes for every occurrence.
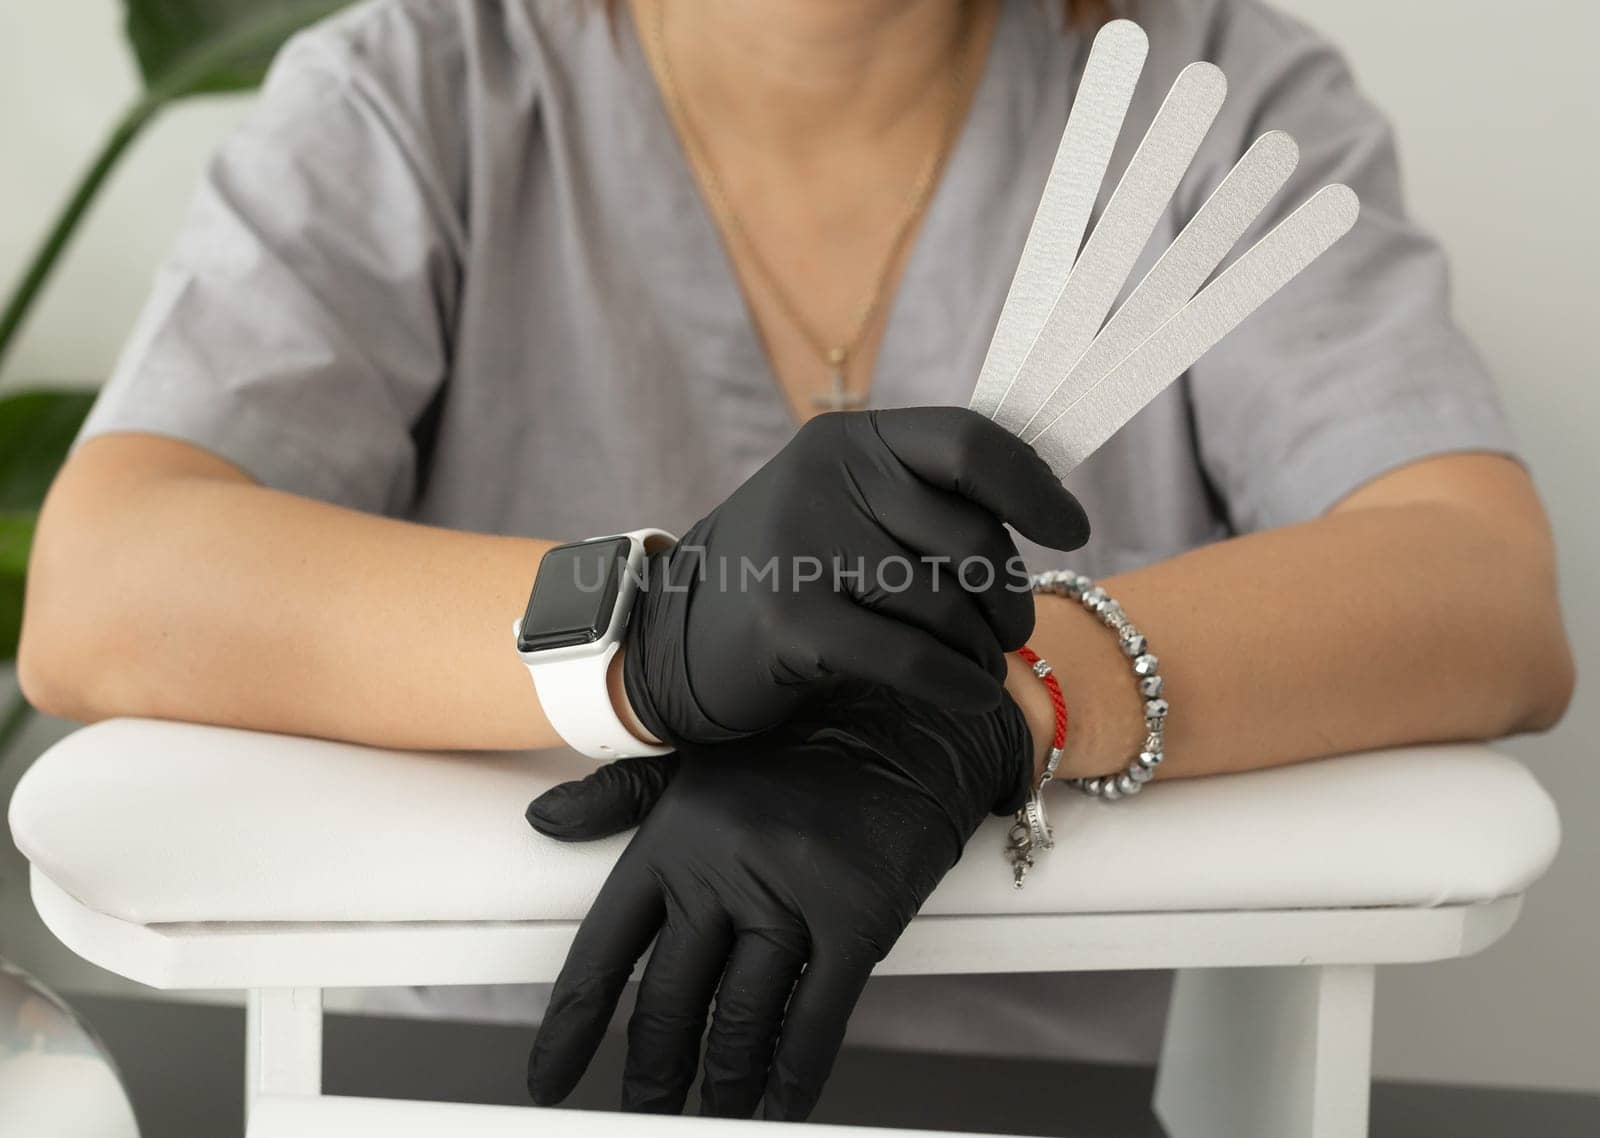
[811,369,866,412]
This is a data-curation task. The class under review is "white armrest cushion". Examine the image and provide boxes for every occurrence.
[9,719,1559,927]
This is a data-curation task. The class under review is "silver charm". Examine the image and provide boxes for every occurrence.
[1005,818,1035,888]
[1006,769,1060,888]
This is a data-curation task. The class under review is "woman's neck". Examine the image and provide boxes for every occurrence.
[634,0,981,155]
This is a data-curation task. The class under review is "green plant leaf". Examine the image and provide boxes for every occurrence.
[0,389,97,512]
[0,388,93,659]
[124,0,352,97]
[0,510,37,660]
[0,388,89,659]
[0,512,32,576]
[0,0,351,375]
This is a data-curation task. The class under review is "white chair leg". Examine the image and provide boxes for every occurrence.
[1153,964,1375,1138]
[246,988,323,1113]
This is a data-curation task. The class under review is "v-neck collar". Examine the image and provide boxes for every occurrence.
[614,2,1032,429]
[872,2,1080,413]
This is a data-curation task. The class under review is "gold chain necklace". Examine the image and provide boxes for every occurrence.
[646,0,978,411]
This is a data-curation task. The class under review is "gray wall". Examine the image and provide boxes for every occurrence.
[2,0,1594,1093]
[1268,0,1600,1093]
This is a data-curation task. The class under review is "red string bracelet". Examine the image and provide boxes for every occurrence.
[1016,645,1068,755]
[1007,645,1068,887]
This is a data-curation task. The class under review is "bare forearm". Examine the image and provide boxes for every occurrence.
[1009,458,1574,781]
[21,437,559,750]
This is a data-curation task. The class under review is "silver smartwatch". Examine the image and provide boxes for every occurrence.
[513,529,677,759]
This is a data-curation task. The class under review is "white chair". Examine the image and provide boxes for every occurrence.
[8,718,1559,1137]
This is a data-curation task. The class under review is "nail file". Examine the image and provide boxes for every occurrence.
[968,19,1147,419]
[992,62,1227,435]
[1030,183,1361,478]
[1019,130,1300,442]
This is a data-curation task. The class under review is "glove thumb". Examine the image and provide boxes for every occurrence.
[525,753,679,842]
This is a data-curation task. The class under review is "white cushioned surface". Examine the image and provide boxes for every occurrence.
[10,718,1559,927]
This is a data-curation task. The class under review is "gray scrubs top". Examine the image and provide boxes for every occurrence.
[81,0,1514,1062]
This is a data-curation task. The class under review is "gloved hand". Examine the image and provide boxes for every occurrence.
[524,685,1033,1120]
[624,407,1087,747]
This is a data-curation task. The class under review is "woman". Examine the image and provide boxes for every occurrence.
[18,0,1573,1122]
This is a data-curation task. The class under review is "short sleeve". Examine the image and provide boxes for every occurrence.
[78,6,466,514]
[1178,0,1515,533]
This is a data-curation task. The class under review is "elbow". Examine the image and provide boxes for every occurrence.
[1516,620,1576,734]
[1426,493,1576,739]
[15,624,95,724]
[15,474,126,725]
[16,536,112,726]
[1502,524,1576,736]
[17,435,241,726]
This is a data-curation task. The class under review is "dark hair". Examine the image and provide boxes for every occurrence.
[1066,0,1117,27]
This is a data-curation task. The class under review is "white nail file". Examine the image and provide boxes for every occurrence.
[1030,183,1361,478]
[968,19,1147,419]
[992,61,1227,435]
[1020,130,1300,442]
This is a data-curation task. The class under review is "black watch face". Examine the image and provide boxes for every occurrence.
[517,536,633,653]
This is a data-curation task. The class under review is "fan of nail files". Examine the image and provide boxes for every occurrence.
[970,18,1361,475]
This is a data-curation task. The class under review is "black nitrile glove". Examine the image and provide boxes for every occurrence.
[524,686,1033,1120]
[624,407,1087,747]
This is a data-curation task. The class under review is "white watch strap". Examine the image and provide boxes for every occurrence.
[519,528,676,761]
[529,644,672,760]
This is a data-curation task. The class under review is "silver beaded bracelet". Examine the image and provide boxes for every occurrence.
[1030,570,1168,799]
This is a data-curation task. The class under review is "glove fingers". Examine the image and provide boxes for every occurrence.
[853,559,1006,681]
[868,487,1034,651]
[760,949,876,1122]
[797,600,1003,713]
[528,862,664,1105]
[622,899,735,1114]
[873,407,1090,552]
[698,927,809,1118]
[526,754,680,841]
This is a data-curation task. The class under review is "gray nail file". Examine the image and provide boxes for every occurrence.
[1019,130,1301,442]
[1030,183,1361,478]
[968,19,1147,419]
[992,62,1227,435]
